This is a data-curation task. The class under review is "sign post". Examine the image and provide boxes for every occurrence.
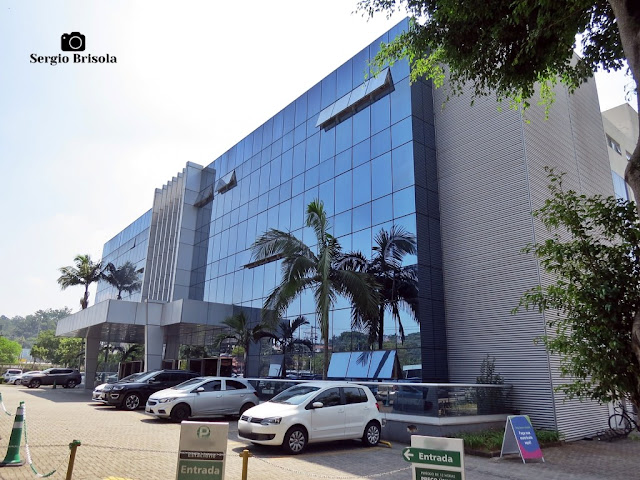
[402,436,465,480]
[176,421,228,480]
[500,415,544,463]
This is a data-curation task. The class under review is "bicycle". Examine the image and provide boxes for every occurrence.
[608,401,639,435]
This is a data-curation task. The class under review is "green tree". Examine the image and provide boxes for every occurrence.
[0,337,22,363]
[349,226,419,349]
[57,254,103,309]
[0,308,71,348]
[514,171,640,410]
[331,331,371,352]
[251,200,379,379]
[30,330,61,363]
[102,262,143,300]
[257,316,313,378]
[57,338,84,368]
[358,1,639,208]
[213,312,271,375]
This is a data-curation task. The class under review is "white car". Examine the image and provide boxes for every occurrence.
[8,370,37,385]
[146,377,258,422]
[4,369,23,383]
[92,372,142,403]
[238,382,383,454]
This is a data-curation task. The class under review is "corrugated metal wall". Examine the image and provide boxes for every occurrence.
[434,76,613,439]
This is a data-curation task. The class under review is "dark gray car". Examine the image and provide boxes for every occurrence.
[21,368,82,389]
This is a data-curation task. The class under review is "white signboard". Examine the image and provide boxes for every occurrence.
[176,421,228,480]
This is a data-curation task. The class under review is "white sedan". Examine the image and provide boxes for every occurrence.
[9,371,40,385]
[238,382,383,454]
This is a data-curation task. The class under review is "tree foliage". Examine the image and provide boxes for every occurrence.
[256,316,313,378]
[251,200,379,379]
[348,226,419,349]
[0,337,22,364]
[213,312,271,374]
[514,171,640,409]
[102,261,143,300]
[30,329,83,366]
[0,308,71,348]
[57,254,103,309]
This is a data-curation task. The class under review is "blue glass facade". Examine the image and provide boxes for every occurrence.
[189,20,447,381]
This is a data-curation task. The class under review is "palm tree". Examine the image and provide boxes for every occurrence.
[213,311,270,375]
[102,262,143,300]
[256,315,313,378]
[349,226,419,349]
[57,254,103,309]
[251,200,379,379]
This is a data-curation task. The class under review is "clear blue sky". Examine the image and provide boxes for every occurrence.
[0,0,636,318]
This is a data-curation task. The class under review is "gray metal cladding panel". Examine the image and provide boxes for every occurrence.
[433,85,557,427]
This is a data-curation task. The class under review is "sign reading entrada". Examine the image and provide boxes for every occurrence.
[30,32,117,65]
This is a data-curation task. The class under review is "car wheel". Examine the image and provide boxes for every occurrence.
[170,404,191,422]
[238,403,255,417]
[282,426,307,455]
[13,379,20,385]
[362,421,381,447]
[123,393,141,410]
[30,379,41,388]
[66,379,77,389]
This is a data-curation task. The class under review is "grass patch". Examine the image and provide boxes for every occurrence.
[453,429,563,452]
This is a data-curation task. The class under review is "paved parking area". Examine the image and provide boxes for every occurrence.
[0,384,636,480]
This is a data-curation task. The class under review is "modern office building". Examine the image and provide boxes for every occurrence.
[58,20,630,440]
[602,103,639,201]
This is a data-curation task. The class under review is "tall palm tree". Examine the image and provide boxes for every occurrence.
[251,200,379,379]
[57,254,103,309]
[102,261,143,300]
[213,311,270,375]
[256,315,313,378]
[349,226,419,349]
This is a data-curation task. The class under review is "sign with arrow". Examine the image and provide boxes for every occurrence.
[404,436,465,480]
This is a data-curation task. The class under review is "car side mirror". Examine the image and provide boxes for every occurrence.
[195,387,205,393]
[311,401,324,409]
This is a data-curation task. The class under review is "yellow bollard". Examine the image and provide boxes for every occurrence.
[65,440,81,480]
[239,449,252,480]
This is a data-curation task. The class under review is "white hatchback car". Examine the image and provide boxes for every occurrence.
[146,377,258,422]
[238,382,383,454]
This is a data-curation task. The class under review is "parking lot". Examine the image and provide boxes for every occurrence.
[0,384,637,480]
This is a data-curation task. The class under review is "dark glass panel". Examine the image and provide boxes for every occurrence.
[292,174,305,197]
[283,103,295,134]
[335,149,351,176]
[352,203,371,232]
[295,94,307,126]
[353,162,371,207]
[319,179,335,217]
[335,171,353,213]
[319,157,335,184]
[280,148,293,183]
[353,139,370,168]
[371,128,391,158]
[371,194,393,226]
[335,117,353,154]
[390,78,412,124]
[371,94,390,135]
[371,152,392,199]
[306,133,320,168]
[321,71,337,109]
[393,187,416,218]
[320,127,336,162]
[353,106,371,145]
[308,83,322,118]
[337,60,353,97]
[392,143,414,191]
[293,142,306,177]
[334,210,352,237]
[391,116,412,148]
[305,165,319,190]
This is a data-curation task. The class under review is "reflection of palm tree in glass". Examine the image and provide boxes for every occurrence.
[213,312,270,375]
[256,316,313,378]
[251,200,379,379]
[102,261,143,300]
[348,226,419,349]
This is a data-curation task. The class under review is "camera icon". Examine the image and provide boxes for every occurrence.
[61,32,85,51]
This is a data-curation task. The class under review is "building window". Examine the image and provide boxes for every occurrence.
[611,171,630,201]
[606,135,622,155]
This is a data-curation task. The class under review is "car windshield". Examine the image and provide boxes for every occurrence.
[119,373,143,383]
[270,385,320,405]
[126,371,158,383]
[171,378,204,391]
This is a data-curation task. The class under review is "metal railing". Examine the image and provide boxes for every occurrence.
[244,378,513,418]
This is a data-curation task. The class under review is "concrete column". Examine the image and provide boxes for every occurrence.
[84,333,100,390]
[145,301,164,371]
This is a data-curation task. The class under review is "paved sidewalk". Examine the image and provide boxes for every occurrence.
[0,384,636,480]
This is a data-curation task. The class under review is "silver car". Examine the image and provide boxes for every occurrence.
[146,377,258,422]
